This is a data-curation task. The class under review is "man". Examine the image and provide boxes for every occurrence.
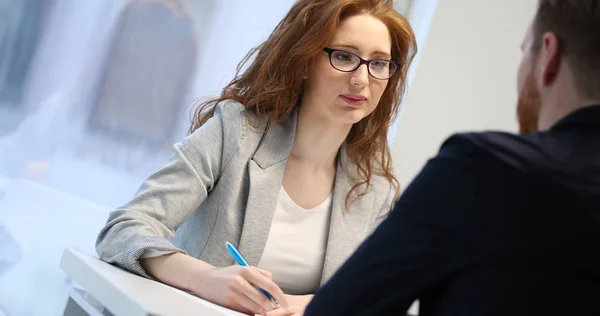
[304,0,600,315]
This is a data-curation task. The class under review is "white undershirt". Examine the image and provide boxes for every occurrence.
[256,186,333,295]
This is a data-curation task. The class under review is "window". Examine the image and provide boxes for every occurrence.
[394,0,413,15]
[0,0,49,109]
[88,0,198,147]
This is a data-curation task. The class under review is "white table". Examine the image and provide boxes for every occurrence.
[59,248,246,316]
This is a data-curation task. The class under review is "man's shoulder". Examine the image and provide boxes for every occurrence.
[437,131,547,172]
[440,131,530,155]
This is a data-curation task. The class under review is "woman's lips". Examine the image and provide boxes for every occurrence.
[340,94,367,106]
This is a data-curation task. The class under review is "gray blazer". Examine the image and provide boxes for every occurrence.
[96,101,395,287]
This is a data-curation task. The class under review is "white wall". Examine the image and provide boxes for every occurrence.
[391,0,538,187]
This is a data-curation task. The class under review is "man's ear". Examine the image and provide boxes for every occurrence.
[539,32,562,86]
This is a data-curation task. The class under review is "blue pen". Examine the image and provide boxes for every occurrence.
[225,242,280,306]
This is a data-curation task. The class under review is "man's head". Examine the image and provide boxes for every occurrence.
[516,0,600,133]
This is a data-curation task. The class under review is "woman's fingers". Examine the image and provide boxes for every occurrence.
[242,268,288,307]
[254,267,273,279]
[231,274,274,312]
[230,292,265,316]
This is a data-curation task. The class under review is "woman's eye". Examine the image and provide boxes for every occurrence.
[371,60,388,69]
[335,52,354,62]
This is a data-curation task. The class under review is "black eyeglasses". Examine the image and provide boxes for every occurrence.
[322,47,400,80]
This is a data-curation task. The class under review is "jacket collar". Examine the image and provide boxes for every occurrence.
[550,104,600,132]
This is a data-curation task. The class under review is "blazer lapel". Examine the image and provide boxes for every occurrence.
[237,111,297,266]
[320,146,374,283]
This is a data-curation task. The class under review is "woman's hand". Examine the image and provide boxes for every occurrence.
[140,253,288,315]
[266,294,313,316]
[192,265,289,315]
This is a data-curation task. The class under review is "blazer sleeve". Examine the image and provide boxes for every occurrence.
[95,102,244,277]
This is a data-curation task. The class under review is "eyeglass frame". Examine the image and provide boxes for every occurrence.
[322,47,401,80]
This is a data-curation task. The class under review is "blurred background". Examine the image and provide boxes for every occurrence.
[0,0,539,315]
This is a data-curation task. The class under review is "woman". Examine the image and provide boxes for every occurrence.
[96,0,416,315]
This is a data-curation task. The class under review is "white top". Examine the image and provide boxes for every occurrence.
[256,186,333,295]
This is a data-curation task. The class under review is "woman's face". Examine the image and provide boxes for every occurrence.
[302,14,393,126]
